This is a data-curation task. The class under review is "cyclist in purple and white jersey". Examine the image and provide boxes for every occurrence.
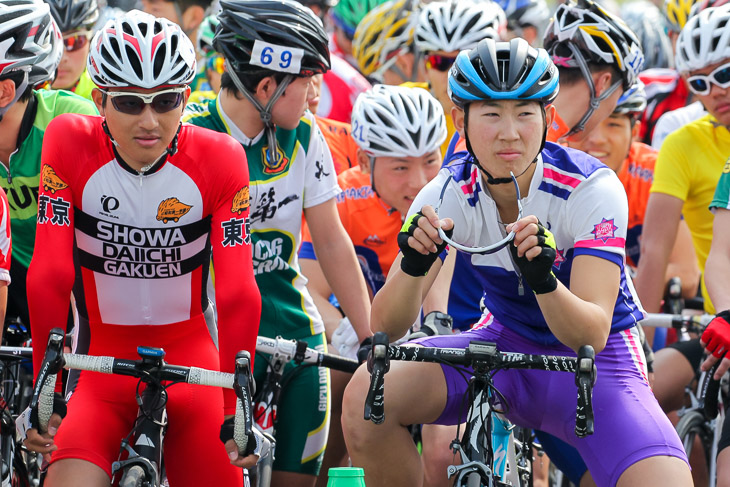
[342,37,691,487]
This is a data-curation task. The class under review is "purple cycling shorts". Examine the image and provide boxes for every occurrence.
[412,318,688,487]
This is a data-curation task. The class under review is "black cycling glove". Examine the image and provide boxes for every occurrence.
[398,211,452,277]
[509,221,558,295]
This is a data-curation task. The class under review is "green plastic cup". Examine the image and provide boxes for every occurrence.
[326,467,366,487]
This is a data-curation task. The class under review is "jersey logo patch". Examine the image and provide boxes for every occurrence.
[724,157,730,174]
[156,198,193,224]
[232,186,250,214]
[41,165,68,194]
[364,235,385,247]
[261,144,290,174]
[553,248,566,270]
[37,195,70,226]
[591,218,618,243]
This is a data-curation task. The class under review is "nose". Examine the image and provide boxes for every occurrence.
[306,78,317,104]
[137,103,160,130]
[499,115,520,140]
[410,165,431,192]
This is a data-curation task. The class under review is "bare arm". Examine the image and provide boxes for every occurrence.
[705,209,730,312]
[509,217,616,353]
[300,258,345,341]
[371,206,453,340]
[666,219,700,299]
[634,193,684,312]
[422,246,456,314]
[305,198,372,342]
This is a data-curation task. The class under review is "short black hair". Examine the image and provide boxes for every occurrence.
[0,71,34,104]
[221,71,289,98]
[557,65,621,88]
[170,0,212,13]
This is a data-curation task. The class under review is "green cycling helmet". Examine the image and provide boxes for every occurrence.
[332,0,390,38]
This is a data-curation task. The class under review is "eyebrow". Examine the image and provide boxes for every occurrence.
[480,100,538,108]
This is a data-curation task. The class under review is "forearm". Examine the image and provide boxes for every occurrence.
[422,250,455,314]
[706,252,730,312]
[317,236,372,341]
[635,240,675,312]
[371,266,430,340]
[537,283,612,353]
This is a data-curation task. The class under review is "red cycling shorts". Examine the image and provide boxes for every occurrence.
[51,317,243,485]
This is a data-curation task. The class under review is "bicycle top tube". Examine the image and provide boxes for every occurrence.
[434,171,523,255]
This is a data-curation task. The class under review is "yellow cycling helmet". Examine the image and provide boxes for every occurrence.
[664,0,699,32]
[352,0,420,79]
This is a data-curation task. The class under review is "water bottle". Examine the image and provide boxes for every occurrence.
[326,467,366,486]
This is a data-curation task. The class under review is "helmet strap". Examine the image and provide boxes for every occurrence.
[228,68,294,166]
[564,43,622,137]
[0,70,29,124]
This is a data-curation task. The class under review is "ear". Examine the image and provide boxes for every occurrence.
[91,88,105,115]
[254,75,276,103]
[452,106,465,138]
[545,104,556,128]
[181,86,191,113]
[356,148,371,174]
[631,118,641,141]
[182,5,205,33]
[593,69,615,98]
[0,79,17,109]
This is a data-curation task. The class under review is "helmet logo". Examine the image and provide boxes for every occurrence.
[250,40,305,74]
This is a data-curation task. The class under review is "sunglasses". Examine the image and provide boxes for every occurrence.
[100,87,187,115]
[687,61,730,96]
[426,54,457,72]
[62,31,91,52]
[434,172,523,255]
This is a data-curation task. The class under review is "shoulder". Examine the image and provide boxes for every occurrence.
[45,112,102,141]
[317,115,352,137]
[541,142,607,179]
[179,124,245,156]
[35,89,98,124]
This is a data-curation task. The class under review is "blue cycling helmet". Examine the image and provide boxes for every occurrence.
[614,80,647,117]
[448,37,559,109]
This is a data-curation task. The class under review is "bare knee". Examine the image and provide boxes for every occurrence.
[652,348,694,412]
[341,366,376,451]
[616,455,691,487]
[45,459,109,487]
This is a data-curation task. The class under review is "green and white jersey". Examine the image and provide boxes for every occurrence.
[0,89,98,268]
[184,97,340,338]
[710,157,730,211]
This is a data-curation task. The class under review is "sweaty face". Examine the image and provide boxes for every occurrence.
[567,113,633,173]
[371,150,442,216]
[460,99,545,180]
[271,75,316,130]
[93,87,189,170]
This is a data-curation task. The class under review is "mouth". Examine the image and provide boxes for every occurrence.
[496,150,522,161]
[134,136,161,148]
[714,102,730,114]
[587,150,609,161]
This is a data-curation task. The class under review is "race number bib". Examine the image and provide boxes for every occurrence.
[250,40,305,74]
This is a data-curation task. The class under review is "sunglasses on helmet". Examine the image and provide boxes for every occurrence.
[62,30,91,52]
[686,61,730,96]
[99,87,187,115]
[426,54,457,72]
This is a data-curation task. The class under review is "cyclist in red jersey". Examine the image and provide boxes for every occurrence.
[22,11,262,487]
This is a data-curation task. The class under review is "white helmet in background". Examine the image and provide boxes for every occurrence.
[351,84,447,158]
[87,9,196,89]
[675,4,730,73]
[415,0,506,53]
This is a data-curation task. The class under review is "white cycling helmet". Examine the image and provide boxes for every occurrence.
[87,9,196,89]
[351,84,447,158]
[414,0,506,53]
[0,0,59,78]
[31,17,63,86]
[675,4,730,73]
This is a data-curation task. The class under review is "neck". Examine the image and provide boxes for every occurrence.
[0,99,28,165]
[551,82,586,133]
[219,89,266,139]
[482,162,535,224]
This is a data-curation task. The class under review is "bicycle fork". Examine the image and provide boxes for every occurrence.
[112,383,167,485]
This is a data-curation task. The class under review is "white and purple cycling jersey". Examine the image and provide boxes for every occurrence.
[409,142,645,345]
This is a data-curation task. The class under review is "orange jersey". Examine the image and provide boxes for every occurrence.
[300,167,400,293]
[316,116,359,175]
[618,142,656,267]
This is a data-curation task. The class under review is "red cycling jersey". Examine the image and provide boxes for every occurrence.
[638,69,692,145]
[0,190,11,286]
[28,114,261,412]
[317,55,371,123]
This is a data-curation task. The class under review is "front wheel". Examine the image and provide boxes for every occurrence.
[119,465,147,487]
[675,410,713,486]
